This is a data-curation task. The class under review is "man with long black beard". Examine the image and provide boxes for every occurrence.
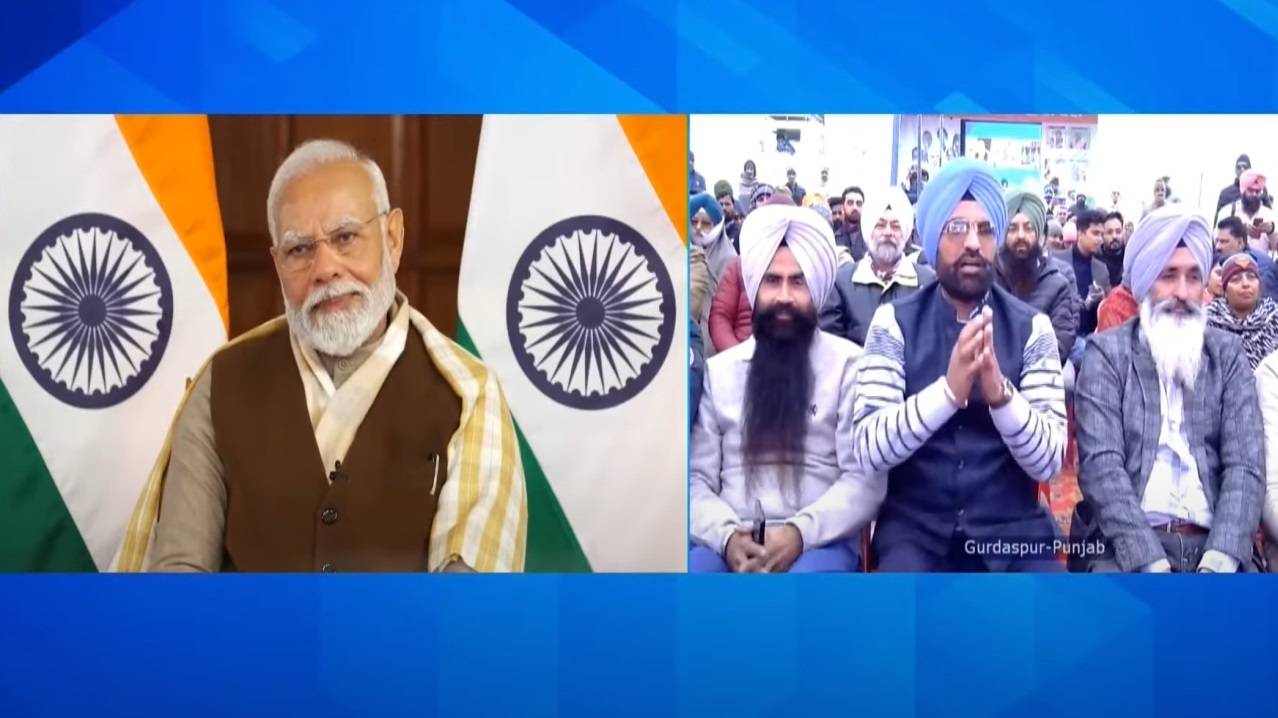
[1074,206,1264,572]
[994,191,1079,362]
[690,205,884,573]
[855,160,1067,572]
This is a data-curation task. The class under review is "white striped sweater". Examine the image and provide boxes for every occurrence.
[852,302,1067,482]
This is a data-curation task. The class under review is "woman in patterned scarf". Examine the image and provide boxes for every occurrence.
[1207,252,1278,370]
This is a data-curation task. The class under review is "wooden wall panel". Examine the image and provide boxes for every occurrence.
[208,115,482,338]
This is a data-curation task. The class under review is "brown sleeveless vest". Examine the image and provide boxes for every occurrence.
[210,320,462,572]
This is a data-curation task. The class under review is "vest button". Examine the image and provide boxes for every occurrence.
[957,460,965,470]
[320,562,336,573]
[320,507,339,525]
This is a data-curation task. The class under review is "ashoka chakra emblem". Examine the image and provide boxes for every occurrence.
[8,213,174,409]
[507,215,675,410]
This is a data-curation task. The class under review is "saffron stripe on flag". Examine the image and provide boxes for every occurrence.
[617,115,688,244]
[115,115,229,330]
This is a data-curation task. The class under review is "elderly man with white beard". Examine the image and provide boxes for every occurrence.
[820,186,936,347]
[126,140,526,573]
[1074,206,1264,573]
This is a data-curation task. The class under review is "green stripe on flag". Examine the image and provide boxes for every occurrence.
[456,320,591,572]
[0,377,97,572]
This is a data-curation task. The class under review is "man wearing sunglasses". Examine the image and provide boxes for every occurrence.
[128,140,526,574]
[854,159,1067,572]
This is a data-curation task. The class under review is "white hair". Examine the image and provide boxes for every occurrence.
[266,139,390,246]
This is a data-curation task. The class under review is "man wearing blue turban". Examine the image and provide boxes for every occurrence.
[1074,205,1264,573]
[852,159,1068,572]
[690,190,736,286]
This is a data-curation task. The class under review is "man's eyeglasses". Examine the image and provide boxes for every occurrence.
[691,216,714,231]
[943,218,995,240]
[272,210,387,273]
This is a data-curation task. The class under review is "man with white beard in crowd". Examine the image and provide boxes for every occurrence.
[1074,206,1264,573]
[125,140,527,573]
[820,186,936,347]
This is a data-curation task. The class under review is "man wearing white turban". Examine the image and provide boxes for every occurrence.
[819,186,937,346]
[689,205,885,573]
[854,159,1067,572]
[1074,205,1264,573]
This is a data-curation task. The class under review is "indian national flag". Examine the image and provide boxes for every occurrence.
[0,116,227,571]
[459,115,687,571]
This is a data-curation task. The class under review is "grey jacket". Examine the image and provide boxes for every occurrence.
[1075,322,1265,571]
[995,255,1080,362]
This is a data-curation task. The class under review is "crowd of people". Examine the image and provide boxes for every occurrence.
[688,151,1278,573]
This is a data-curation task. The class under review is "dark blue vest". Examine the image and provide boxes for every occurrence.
[874,283,1058,565]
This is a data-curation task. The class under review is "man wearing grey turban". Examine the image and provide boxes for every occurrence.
[853,160,1067,572]
[1074,205,1264,573]
[690,204,885,573]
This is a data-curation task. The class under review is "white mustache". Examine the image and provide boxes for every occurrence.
[303,280,369,314]
[1153,298,1204,318]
